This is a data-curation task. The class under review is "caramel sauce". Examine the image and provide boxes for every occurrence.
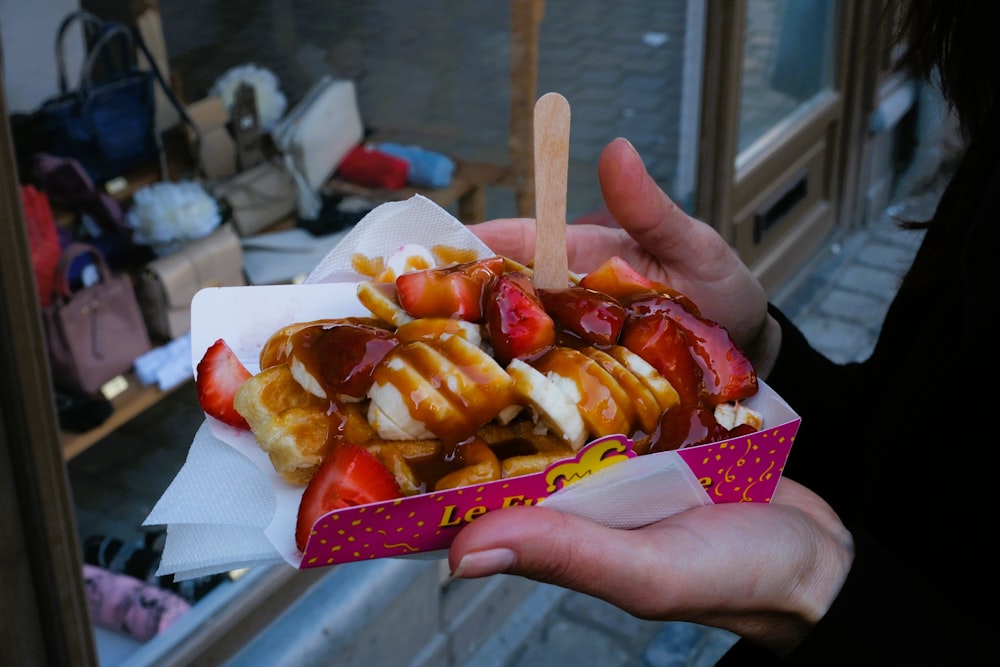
[287,321,399,400]
[432,245,479,266]
[351,253,386,279]
[533,348,632,437]
[372,337,517,451]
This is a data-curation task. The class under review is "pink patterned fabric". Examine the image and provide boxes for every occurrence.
[83,564,191,641]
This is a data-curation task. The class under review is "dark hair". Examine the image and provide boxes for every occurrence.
[892,1,1000,145]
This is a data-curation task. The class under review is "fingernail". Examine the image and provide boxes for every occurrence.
[451,548,517,579]
[616,136,639,157]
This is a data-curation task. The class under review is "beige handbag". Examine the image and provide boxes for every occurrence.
[272,76,364,219]
[136,224,246,340]
[213,158,298,237]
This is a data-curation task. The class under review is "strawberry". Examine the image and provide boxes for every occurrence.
[580,256,699,313]
[484,272,556,366]
[620,312,704,406]
[538,286,626,347]
[579,256,668,301]
[627,294,757,406]
[649,404,730,453]
[296,444,402,552]
[395,256,505,321]
[195,338,252,429]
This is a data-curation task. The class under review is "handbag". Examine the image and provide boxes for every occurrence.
[43,243,152,395]
[213,159,298,237]
[135,224,247,340]
[21,184,63,308]
[271,76,364,219]
[35,11,200,185]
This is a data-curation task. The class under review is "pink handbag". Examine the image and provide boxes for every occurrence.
[43,243,151,394]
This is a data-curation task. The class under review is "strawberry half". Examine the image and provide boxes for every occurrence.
[195,338,252,429]
[296,444,402,551]
[395,256,505,321]
[484,272,556,366]
[627,295,757,406]
[580,256,700,313]
[538,286,626,347]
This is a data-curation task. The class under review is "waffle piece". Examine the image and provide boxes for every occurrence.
[234,365,331,485]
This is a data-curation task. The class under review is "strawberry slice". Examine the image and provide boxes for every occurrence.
[296,444,402,551]
[485,272,556,366]
[395,256,505,321]
[195,338,252,429]
[580,256,699,313]
[620,312,704,406]
[628,294,757,405]
[538,286,626,347]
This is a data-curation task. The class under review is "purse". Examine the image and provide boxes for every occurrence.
[213,159,298,237]
[43,243,152,395]
[135,224,247,340]
[21,184,62,308]
[35,11,199,185]
[271,76,364,219]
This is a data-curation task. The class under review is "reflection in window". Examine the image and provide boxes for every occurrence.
[738,0,837,156]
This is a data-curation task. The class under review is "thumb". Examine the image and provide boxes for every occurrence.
[597,138,724,270]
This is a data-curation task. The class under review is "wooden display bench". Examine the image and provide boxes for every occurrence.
[323,158,509,224]
[60,373,185,460]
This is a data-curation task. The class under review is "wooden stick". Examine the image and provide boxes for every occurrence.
[532,92,571,288]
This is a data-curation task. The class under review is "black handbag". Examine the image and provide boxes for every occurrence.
[35,11,194,185]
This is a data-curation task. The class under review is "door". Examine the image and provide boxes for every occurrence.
[697,0,856,293]
[0,47,99,667]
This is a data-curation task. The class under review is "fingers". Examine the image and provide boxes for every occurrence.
[598,138,731,274]
[467,218,537,264]
[448,506,667,613]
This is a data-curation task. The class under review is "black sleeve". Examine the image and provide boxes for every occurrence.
[717,528,991,665]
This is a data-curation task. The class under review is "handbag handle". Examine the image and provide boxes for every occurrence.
[77,23,138,99]
[54,10,104,93]
[50,243,114,302]
[52,9,205,180]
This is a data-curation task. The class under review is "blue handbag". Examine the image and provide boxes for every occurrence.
[37,12,167,184]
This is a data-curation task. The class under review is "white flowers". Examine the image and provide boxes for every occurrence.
[126,181,221,255]
[210,64,288,131]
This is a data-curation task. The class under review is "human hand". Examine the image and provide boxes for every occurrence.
[448,477,854,657]
[470,137,781,375]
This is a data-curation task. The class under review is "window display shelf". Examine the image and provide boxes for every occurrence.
[61,374,189,460]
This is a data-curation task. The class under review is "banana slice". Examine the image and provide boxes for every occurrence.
[714,402,764,431]
[376,243,437,282]
[533,348,632,438]
[368,336,515,443]
[508,358,588,450]
[396,318,484,348]
[606,345,681,413]
[357,281,414,327]
[582,347,662,433]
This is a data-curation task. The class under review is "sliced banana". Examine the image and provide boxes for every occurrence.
[376,243,437,282]
[396,318,484,348]
[582,347,662,433]
[289,355,326,399]
[507,358,588,450]
[534,348,632,438]
[357,281,414,327]
[367,355,441,440]
[607,345,681,413]
[714,401,763,431]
